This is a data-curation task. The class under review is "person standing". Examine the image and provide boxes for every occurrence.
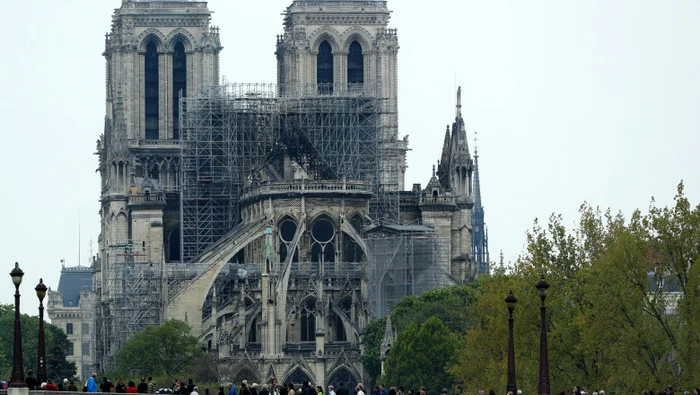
[148,377,157,394]
[336,383,349,395]
[137,378,148,394]
[87,373,99,392]
[228,382,237,395]
[102,377,115,392]
[116,379,127,393]
[270,379,279,395]
[25,370,38,389]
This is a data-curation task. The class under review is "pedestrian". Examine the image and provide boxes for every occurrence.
[288,383,296,395]
[68,380,78,392]
[329,386,336,395]
[102,377,115,392]
[46,380,60,391]
[252,383,259,395]
[25,370,38,390]
[192,387,200,395]
[59,378,69,391]
[228,382,237,395]
[148,378,157,394]
[337,383,349,395]
[356,385,365,395]
[117,379,127,393]
[88,373,99,393]
[260,384,270,395]
[127,381,138,394]
[137,378,148,394]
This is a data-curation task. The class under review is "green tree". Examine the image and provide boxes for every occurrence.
[450,182,700,394]
[360,317,386,382]
[382,317,459,394]
[46,324,76,381]
[0,305,76,381]
[361,285,478,385]
[115,319,202,376]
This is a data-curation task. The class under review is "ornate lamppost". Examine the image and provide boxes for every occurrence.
[9,262,27,388]
[35,278,48,384]
[536,275,551,395]
[505,289,517,394]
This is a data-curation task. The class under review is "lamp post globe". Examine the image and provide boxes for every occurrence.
[35,278,48,384]
[505,289,517,394]
[536,275,551,395]
[9,262,27,388]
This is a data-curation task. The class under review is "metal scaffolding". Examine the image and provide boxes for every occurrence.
[97,243,162,370]
[365,227,451,319]
[180,83,399,261]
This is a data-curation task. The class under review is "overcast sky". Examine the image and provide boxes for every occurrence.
[1,0,699,307]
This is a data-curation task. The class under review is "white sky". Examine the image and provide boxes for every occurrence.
[1,0,699,307]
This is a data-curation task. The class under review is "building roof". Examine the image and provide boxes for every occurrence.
[56,266,93,307]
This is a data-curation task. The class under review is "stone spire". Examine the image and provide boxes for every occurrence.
[380,313,394,361]
[472,132,489,275]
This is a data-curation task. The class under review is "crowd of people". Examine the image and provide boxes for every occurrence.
[6,372,698,395]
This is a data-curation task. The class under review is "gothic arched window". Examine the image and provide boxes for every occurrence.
[317,41,334,93]
[347,41,364,87]
[172,42,187,140]
[300,299,316,342]
[145,41,159,140]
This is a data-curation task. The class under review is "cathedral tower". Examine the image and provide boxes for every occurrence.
[276,0,408,192]
[95,0,222,370]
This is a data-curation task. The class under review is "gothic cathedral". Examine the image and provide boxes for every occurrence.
[90,0,488,384]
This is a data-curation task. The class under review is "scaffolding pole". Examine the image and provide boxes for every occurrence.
[97,243,162,370]
[180,83,397,261]
[365,228,451,319]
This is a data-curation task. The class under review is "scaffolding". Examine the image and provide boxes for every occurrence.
[365,226,451,319]
[97,243,162,370]
[180,83,399,261]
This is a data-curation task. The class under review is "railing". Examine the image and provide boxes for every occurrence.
[420,195,456,205]
[128,139,181,147]
[128,194,166,205]
[241,180,372,200]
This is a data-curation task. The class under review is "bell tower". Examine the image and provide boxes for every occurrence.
[276,0,408,195]
[95,0,222,370]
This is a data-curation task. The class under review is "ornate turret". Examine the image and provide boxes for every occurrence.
[380,313,394,375]
[436,87,474,198]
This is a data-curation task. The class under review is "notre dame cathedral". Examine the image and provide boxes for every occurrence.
[82,0,489,385]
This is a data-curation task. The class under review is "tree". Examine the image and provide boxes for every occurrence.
[0,305,76,381]
[361,285,478,385]
[450,182,700,394]
[46,324,76,381]
[115,319,202,376]
[360,317,386,382]
[382,317,459,394]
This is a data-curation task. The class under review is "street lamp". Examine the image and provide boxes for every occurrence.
[505,290,517,394]
[35,278,48,384]
[9,262,27,388]
[536,275,551,395]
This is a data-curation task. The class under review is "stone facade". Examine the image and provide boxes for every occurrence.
[94,0,479,384]
[47,265,95,380]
